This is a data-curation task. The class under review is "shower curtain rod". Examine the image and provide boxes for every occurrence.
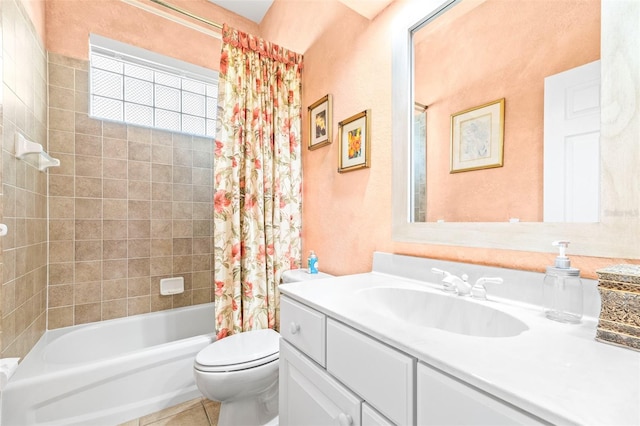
[122,0,223,39]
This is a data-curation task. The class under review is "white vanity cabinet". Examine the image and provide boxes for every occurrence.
[280,296,399,426]
[417,362,546,425]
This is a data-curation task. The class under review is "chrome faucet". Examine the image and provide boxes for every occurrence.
[431,268,471,296]
[470,277,504,300]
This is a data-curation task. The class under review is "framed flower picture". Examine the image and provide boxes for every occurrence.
[338,109,371,173]
[450,98,505,173]
[308,94,332,150]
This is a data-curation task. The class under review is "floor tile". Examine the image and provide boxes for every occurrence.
[145,404,211,426]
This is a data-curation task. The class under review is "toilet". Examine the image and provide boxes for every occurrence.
[194,269,333,426]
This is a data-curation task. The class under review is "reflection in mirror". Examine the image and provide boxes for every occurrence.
[392,0,640,258]
[411,0,600,223]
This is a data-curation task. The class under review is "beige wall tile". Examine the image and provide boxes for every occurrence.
[173,256,192,274]
[75,177,102,198]
[128,161,150,181]
[103,199,128,220]
[173,202,193,219]
[48,63,75,89]
[103,121,127,139]
[128,181,150,200]
[173,238,192,255]
[128,239,150,259]
[192,288,211,305]
[75,155,102,177]
[128,277,150,297]
[128,258,150,278]
[75,134,102,156]
[128,296,150,316]
[127,126,152,144]
[103,178,128,199]
[49,219,74,241]
[49,85,75,110]
[75,281,102,304]
[151,129,173,146]
[75,303,101,324]
[75,260,102,282]
[50,241,74,263]
[152,182,172,201]
[150,257,173,276]
[75,240,102,261]
[103,158,128,179]
[49,153,75,176]
[128,200,150,220]
[173,291,192,308]
[128,220,150,238]
[75,219,102,240]
[128,142,150,162]
[49,130,75,153]
[102,299,127,320]
[151,145,172,164]
[49,108,75,132]
[102,279,127,300]
[173,184,193,202]
[49,262,74,285]
[75,198,102,218]
[103,220,128,239]
[103,240,128,260]
[103,138,127,159]
[49,175,75,197]
[49,196,75,219]
[173,220,193,237]
[151,293,173,312]
[152,201,173,219]
[192,271,211,289]
[48,306,74,329]
[152,164,172,183]
[102,260,127,280]
[151,219,172,236]
[75,113,102,136]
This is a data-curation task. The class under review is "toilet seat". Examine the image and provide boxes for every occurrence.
[195,329,280,373]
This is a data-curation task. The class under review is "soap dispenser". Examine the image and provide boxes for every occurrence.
[543,241,583,324]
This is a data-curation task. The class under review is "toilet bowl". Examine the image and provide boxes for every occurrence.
[195,269,333,426]
[194,328,280,426]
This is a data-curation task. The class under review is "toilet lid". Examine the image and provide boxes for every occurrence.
[195,329,280,372]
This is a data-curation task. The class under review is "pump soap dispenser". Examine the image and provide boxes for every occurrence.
[543,241,583,323]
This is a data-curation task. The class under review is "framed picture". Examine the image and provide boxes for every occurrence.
[450,98,504,173]
[308,94,332,150]
[338,109,371,173]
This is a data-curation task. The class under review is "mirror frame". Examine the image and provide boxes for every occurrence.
[392,0,640,258]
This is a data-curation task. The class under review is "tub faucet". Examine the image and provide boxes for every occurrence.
[470,277,504,300]
[431,268,471,296]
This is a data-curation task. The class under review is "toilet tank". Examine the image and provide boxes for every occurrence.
[281,269,334,283]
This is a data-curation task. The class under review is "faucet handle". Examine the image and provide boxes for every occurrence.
[431,267,450,277]
[471,277,503,300]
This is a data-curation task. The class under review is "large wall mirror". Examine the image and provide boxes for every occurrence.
[392,0,640,258]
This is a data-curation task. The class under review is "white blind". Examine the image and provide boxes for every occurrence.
[89,34,218,138]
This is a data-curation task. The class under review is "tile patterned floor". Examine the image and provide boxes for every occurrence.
[119,397,220,426]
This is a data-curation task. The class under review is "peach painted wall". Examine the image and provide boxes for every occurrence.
[414,0,600,222]
[45,0,258,69]
[260,0,639,279]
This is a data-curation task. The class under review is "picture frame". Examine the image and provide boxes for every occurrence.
[308,94,332,150]
[338,109,371,173]
[450,98,504,173]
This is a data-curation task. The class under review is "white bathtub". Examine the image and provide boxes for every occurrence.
[2,303,216,426]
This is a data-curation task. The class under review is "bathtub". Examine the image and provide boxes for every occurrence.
[2,303,216,426]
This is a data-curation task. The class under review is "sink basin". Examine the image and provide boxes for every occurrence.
[358,287,528,338]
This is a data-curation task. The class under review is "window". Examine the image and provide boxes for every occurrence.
[89,34,218,138]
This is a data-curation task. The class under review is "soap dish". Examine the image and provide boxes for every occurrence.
[160,277,184,295]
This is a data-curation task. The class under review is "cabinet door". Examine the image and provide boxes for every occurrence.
[280,339,362,426]
[326,319,415,426]
[362,403,394,426]
[417,362,546,425]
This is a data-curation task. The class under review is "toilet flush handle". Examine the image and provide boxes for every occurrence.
[289,322,300,335]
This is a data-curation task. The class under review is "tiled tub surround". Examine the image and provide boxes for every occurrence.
[1,0,49,359]
[279,252,640,425]
[47,53,214,328]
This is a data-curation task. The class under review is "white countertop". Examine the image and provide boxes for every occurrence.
[279,271,640,425]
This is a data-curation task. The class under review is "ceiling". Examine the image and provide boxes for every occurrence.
[207,0,274,23]
[208,0,393,24]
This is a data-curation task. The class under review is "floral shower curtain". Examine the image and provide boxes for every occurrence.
[213,24,303,338]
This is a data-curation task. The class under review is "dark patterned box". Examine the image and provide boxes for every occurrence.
[595,265,640,352]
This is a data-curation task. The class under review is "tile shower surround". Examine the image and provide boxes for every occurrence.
[1,0,49,359]
[46,53,214,329]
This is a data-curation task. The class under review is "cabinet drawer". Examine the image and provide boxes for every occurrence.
[417,362,546,425]
[362,403,394,426]
[279,340,361,426]
[327,319,415,425]
[280,296,326,366]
